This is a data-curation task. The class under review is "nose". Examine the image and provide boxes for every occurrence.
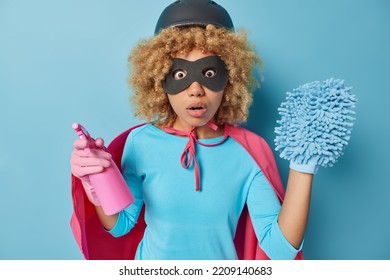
[187,82,205,97]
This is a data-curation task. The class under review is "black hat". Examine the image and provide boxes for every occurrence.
[154,0,234,35]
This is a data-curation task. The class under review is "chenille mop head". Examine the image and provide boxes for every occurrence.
[274,78,357,169]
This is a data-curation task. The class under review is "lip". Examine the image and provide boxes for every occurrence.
[186,102,206,109]
[186,102,207,118]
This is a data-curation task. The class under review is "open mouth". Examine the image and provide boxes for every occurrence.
[186,103,207,117]
[187,102,206,110]
[188,106,205,110]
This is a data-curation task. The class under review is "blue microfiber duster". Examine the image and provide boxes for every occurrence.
[274,78,356,171]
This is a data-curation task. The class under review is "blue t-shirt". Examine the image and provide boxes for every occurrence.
[108,123,301,259]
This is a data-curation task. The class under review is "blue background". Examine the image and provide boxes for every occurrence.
[0,0,389,260]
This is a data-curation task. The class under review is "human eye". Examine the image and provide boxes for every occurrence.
[172,69,187,80]
[202,67,217,78]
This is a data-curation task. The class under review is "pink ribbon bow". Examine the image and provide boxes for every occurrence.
[164,121,229,191]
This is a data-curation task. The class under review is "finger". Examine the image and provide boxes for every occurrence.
[72,165,105,178]
[71,155,111,168]
[72,148,112,160]
[73,139,89,150]
[95,137,105,148]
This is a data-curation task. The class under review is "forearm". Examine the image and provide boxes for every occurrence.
[278,169,313,249]
[95,206,119,230]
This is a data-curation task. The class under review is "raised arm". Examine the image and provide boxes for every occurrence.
[274,78,356,248]
[277,169,313,248]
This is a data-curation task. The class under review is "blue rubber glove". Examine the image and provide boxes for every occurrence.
[289,161,319,174]
[274,78,357,174]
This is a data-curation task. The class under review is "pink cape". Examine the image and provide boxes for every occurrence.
[70,124,303,260]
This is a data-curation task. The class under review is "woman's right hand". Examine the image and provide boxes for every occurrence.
[70,137,112,205]
[70,137,112,180]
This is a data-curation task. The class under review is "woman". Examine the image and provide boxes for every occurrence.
[70,0,315,260]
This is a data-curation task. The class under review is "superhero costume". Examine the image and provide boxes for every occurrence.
[70,123,304,260]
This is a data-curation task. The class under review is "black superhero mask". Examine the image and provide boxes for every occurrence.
[163,56,229,95]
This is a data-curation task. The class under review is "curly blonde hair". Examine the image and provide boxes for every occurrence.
[128,24,261,127]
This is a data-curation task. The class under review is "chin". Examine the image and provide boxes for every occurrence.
[181,118,210,129]
[191,118,213,127]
